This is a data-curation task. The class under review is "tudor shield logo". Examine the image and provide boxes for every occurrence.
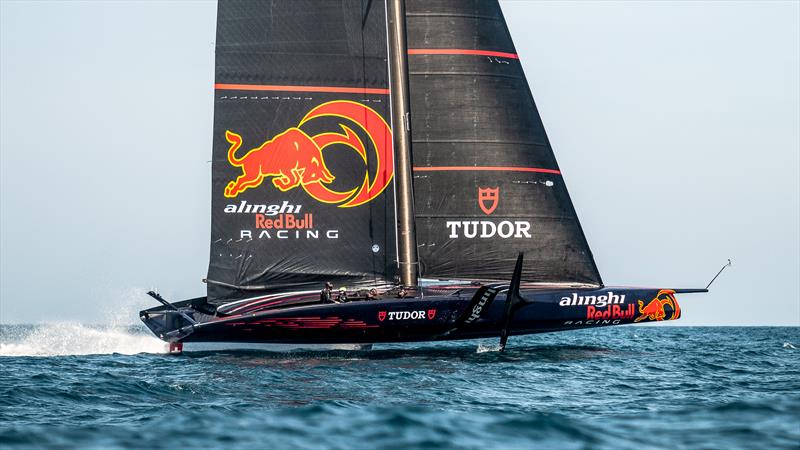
[447,186,532,239]
[478,187,499,215]
[378,311,387,322]
[428,309,437,320]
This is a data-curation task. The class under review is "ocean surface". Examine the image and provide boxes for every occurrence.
[1,325,798,449]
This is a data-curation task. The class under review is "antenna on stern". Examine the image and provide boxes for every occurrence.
[705,259,732,290]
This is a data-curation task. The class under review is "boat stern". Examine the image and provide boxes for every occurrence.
[139,296,209,343]
[139,307,192,342]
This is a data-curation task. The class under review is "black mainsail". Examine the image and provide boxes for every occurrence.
[405,0,602,286]
[207,0,398,303]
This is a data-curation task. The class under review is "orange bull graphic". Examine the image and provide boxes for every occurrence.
[634,289,681,322]
[224,128,333,194]
[223,100,394,208]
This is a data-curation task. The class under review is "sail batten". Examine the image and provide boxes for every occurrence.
[214,83,391,94]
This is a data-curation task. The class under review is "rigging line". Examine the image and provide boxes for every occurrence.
[382,0,401,274]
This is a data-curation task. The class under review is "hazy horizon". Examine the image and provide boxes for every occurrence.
[1,0,798,325]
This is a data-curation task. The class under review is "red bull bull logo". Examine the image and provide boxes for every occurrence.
[224,100,394,208]
[634,289,681,322]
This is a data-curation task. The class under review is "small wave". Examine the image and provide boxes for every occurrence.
[0,323,167,357]
[783,342,796,349]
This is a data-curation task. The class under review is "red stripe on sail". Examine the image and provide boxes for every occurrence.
[407,49,519,59]
[413,166,561,174]
[214,83,390,95]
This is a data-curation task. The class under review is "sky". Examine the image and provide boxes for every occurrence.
[0,0,798,325]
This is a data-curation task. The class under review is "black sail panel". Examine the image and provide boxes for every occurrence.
[406,0,602,286]
[208,0,397,303]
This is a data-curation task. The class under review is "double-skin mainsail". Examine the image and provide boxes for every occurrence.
[208,0,601,304]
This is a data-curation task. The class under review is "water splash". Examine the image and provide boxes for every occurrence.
[96,286,162,327]
[783,342,796,349]
[0,286,172,356]
[476,343,503,353]
[0,323,167,357]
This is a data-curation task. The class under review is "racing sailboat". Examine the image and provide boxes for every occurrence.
[141,0,711,353]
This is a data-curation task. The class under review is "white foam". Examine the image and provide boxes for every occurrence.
[0,323,168,357]
[1,286,174,356]
[476,343,503,353]
[783,342,796,349]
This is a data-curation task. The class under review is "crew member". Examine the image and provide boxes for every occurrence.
[336,287,348,303]
[397,288,407,299]
[367,288,379,300]
[320,282,333,303]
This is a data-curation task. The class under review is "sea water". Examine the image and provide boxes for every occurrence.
[1,325,798,449]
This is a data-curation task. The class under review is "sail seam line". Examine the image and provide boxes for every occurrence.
[416,215,575,219]
[405,13,498,20]
[214,83,390,95]
[408,49,519,59]
[413,166,560,174]
[409,72,524,79]
[411,140,547,145]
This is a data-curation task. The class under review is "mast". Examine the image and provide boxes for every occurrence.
[386,0,419,287]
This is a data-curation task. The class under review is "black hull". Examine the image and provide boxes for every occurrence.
[140,286,691,347]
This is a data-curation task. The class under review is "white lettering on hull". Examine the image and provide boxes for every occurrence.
[388,311,425,320]
[558,292,626,308]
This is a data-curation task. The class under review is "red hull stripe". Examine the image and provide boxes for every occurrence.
[214,83,390,95]
[413,166,561,174]
[408,49,519,59]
